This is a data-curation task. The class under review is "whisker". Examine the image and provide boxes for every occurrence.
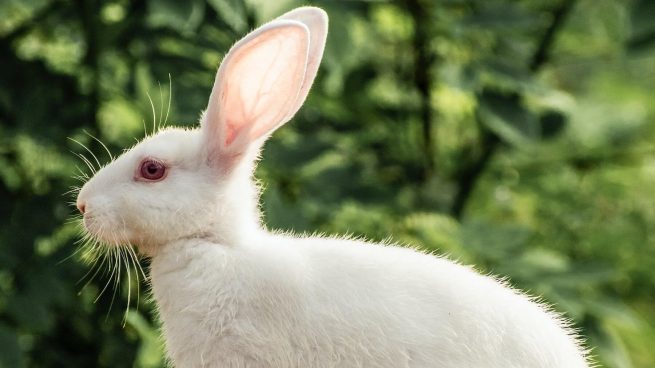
[64,217,82,225]
[72,171,89,180]
[127,244,142,311]
[146,92,157,137]
[59,242,88,265]
[83,130,114,161]
[164,73,172,127]
[94,242,118,302]
[72,152,97,175]
[121,246,131,326]
[75,165,90,176]
[77,239,107,288]
[78,257,105,290]
[128,243,146,280]
[105,247,121,322]
[72,166,90,182]
[63,186,81,197]
[158,81,164,131]
[127,243,145,312]
[142,119,148,138]
[71,206,150,325]
[57,221,88,265]
[73,167,89,178]
[68,137,102,171]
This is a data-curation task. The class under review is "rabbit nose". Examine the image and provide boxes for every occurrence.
[77,202,86,214]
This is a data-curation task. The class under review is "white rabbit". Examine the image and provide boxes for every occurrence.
[76,6,590,368]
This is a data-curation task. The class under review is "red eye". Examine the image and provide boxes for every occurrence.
[139,159,166,181]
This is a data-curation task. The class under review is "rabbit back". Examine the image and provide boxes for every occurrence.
[151,235,589,368]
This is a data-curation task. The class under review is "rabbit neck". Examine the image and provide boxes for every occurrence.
[211,166,265,246]
[149,238,239,363]
[200,148,268,248]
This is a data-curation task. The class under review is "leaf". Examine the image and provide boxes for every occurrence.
[125,310,165,368]
[478,89,539,146]
[519,247,570,273]
[459,219,532,263]
[5,270,63,333]
[399,213,471,261]
[627,0,655,53]
[0,0,51,37]
[539,110,567,139]
[480,58,533,90]
[327,202,393,241]
[207,0,248,33]
[461,2,542,31]
[146,0,205,33]
[97,98,144,146]
[0,323,23,368]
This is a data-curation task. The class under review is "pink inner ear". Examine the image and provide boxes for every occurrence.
[224,119,241,146]
[219,26,308,149]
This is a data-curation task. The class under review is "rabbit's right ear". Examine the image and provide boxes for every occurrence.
[202,7,328,170]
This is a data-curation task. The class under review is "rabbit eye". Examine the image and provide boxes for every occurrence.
[139,159,166,181]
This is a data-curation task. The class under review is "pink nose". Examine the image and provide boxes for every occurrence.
[77,202,86,214]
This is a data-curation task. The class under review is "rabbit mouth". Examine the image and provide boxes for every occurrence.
[81,214,168,255]
[81,213,131,247]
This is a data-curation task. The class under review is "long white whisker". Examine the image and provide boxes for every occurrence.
[95,245,118,303]
[79,243,106,288]
[76,234,106,286]
[64,216,83,225]
[158,82,164,131]
[128,243,146,280]
[72,166,90,183]
[72,172,88,181]
[164,73,172,127]
[58,223,91,265]
[68,137,102,170]
[72,152,97,175]
[142,119,148,138]
[120,246,131,326]
[83,130,114,161]
[62,186,81,197]
[73,166,90,179]
[63,242,91,266]
[147,92,157,137]
[106,247,122,322]
[126,242,145,312]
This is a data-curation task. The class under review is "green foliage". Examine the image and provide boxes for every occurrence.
[1,0,655,367]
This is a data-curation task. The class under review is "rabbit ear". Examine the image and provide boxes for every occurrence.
[202,20,309,160]
[276,7,328,122]
[202,9,327,167]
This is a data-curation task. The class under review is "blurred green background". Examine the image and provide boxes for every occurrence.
[1,0,655,366]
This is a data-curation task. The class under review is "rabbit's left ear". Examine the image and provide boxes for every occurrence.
[202,7,328,167]
[276,7,329,122]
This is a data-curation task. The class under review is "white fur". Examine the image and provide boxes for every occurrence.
[76,6,590,368]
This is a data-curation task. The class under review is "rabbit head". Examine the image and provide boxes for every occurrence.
[76,7,328,255]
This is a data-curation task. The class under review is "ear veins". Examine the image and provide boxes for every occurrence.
[224,118,240,146]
